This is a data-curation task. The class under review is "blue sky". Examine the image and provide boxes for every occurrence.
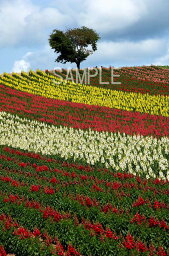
[1,0,169,74]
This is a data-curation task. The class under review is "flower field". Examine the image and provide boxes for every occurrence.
[0,66,168,255]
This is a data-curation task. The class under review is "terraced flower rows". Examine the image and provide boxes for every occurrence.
[54,66,169,95]
[0,83,168,138]
[0,69,168,116]
[0,66,168,255]
[0,145,168,256]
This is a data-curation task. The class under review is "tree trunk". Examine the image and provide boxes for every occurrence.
[76,62,80,70]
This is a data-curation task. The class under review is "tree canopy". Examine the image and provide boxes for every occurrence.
[48,26,100,69]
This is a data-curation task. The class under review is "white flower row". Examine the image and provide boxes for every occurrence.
[0,111,168,180]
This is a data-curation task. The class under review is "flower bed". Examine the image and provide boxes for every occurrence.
[0,66,168,255]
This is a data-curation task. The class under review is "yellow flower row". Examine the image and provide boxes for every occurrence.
[0,70,168,117]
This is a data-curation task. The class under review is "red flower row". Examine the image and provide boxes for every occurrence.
[0,213,81,255]
[0,83,168,138]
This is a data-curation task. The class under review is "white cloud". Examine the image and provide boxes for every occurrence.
[0,0,34,47]
[12,60,31,73]
[25,7,69,29]
[23,52,34,58]
[0,0,73,47]
[152,48,169,65]
[11,44,69,72]
[78,0,147,34]
[11,51,33,72]
[85,38,168,63]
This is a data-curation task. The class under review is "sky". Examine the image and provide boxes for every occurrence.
[0,0,169,74]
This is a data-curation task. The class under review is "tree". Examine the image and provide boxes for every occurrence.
[48,26,100,69]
